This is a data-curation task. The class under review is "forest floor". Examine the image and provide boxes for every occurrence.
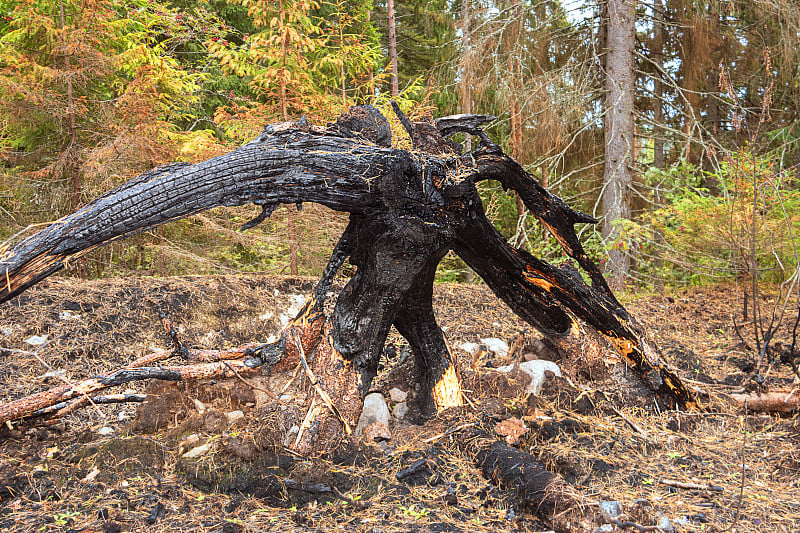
[0,274,798,533]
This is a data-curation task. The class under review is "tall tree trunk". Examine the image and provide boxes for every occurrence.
[278,0,288,122]
[701,12,722,193]
[601,0,635,288]
[367,10,375,103]
[506,2,525,248]
[58,0,86,279]
[278,0,298,275]
[652,0,665,292]
[387,0,399,97]
[339,10,346,107]
[652,2,665,172]
[460,0,471,151]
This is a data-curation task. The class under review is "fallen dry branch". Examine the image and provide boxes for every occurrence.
[0,358,262,425]
[730,388,800,413]
[31,393,146,419]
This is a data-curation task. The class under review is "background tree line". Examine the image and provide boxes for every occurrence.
[1,0,799,293]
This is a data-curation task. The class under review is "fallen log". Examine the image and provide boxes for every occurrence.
[453,425,598,531]
[730,389,800,413]
[1,104,694,452]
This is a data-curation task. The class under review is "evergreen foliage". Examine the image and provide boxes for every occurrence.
[0,0,798,288]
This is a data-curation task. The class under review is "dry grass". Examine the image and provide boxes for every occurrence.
[0,276,798,532]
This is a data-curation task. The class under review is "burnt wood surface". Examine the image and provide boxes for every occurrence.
[0,105,694,416]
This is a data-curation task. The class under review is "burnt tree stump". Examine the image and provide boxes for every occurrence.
[0,105,694,452]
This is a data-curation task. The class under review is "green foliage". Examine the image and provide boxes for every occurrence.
[208,0,380,130]
[633,152,800,287]
[372,0,457,112]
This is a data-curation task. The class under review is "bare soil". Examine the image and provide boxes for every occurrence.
[0,275,798,532]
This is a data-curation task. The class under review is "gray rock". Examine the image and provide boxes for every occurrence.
[389,387,408,403]
[495,360,561,395]
[482,337,509,357]
[657,514,675,533]
[355,393,391,437]
[599,500,623,522]
[393,402,409,420]
[225,410,245,424]
[24,335,48,346]
[182,443,211,458]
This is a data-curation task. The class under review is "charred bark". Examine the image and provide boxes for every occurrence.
[1,105,694,449]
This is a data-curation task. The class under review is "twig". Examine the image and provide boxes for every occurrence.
[609,518,666,532]
[611,406,653,443]
[294,396,319,448]
[28,343,105,420]
[721,403,747,532]
[0,347,40,356]
[290,328,352,435]
[0,359,260,424]
[332,485,369,509]
[422,422,476,444]
[32,394,146,419]
[222,361,282,404]
[280,479,368,509]
[278,362,302,397]
[660,479,724,492]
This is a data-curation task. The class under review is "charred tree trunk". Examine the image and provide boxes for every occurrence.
[0,105,694,451]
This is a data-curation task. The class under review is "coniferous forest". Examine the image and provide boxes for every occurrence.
[1,2,800,532]
[3,0,799,290]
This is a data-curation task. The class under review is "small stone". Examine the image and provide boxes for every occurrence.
[459,342,481,355]
[389,388,408,403]
[599,500,622,522]
[40,369,65,380]
[183,433,201,447]
[59,310,80,321]
[82,467,100,483]
[355,393,391,440]
[193,398,207,413]
[482,338,509,357]
[283,425,299,447]
[495,360,561,395]
[97,427,114,436]
[225,410,245,424]
[182,443,210,458]
[656,515,675,533]
[24,335,48,346]
[393,402,409,420]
